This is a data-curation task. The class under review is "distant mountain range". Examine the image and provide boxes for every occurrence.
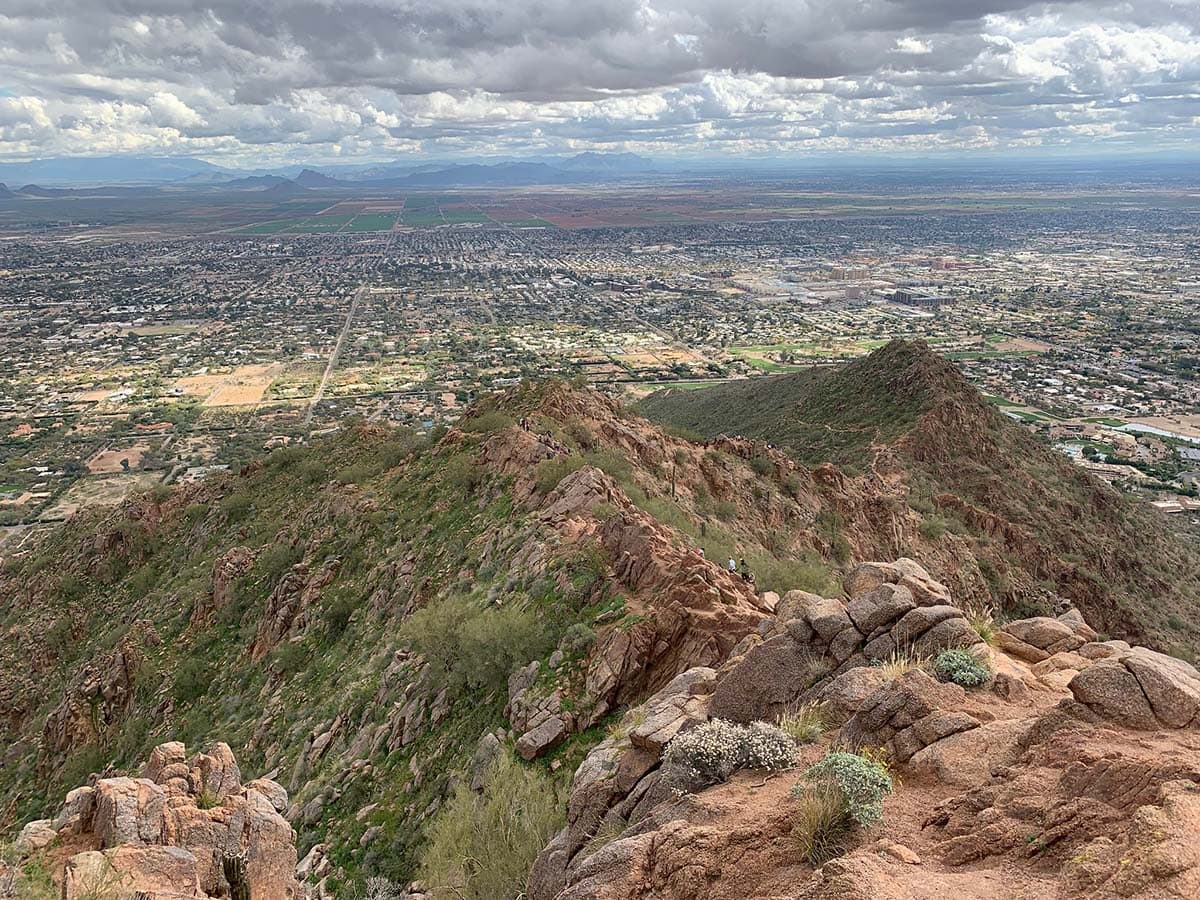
[0,152,656,190]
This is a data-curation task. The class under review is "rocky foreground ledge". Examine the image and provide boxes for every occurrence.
[11,742,297,900]
[526,558,1200,900]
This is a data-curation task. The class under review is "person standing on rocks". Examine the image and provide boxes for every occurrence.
[727,557,738,574]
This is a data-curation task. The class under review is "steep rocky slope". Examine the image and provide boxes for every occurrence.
[3,361,1198,899]
[1,378,988,896]
[639,339,1200,658]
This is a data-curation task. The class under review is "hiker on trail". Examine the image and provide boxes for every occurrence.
[727,557,737,574]
[739,559,751,581]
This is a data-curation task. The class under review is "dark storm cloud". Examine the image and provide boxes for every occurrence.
[0,0,1196,160]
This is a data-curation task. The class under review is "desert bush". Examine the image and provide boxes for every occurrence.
[583,449,633,484]
[932,649,991,687]
[660,719,797,792]
[796,750,893,827]
[918,516,947,541]
[660,719,746,791]
[815,510,852,564]
[255,542,301,584]
[322,592,358,638]
[419,752,565,900]
[711,499,738,521]
[583,815,629,855]
[778,703,827,744]
[173,658,213,703]
[460,410,513,434]
[360,878,402,900]
[741,721,800,770]
[559,622,596,656]
[443,453,482,493]
[272,640,310,677]
[534,455,586,494]
[748,553,837,596]
[400,594,558,695]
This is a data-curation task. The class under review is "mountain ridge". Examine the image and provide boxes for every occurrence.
[639,339,1200,655]
[3,355,1199,899]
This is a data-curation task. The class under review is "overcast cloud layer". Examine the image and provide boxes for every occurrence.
[0,0,1198,164]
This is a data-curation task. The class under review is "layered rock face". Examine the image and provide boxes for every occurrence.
[13,742,297,900]
[528,558,1200,900]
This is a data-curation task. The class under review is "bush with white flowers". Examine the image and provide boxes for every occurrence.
[660,719,798,792]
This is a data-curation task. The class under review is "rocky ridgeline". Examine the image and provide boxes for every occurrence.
[526,558,1200,900]
[11,742,297,900]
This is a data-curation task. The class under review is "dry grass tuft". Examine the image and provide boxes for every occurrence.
[778,702,827,745]
[792,778,854,866]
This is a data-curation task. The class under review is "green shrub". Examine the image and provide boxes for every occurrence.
[57,573,87,602]
[336,462,374,485]
[966,607,998,645]
[559,622,596,655]
[918,516,947,541]
[272,641,309,677]
[173,659,213,703]
[444,454,482,493]
[932,649,991,687]
[660,719,797,792]
[255,542,301,584]
[297,459,328,484]
[796,751,893,827]
[750,455,774,476]
[534,455,586,494]
[711,499,738,521]
[782,472,804,499]
[748,553,837,596]
[583,449,633,484]
[323,592,358,638]
[460,411,513,434]
[815,510,852,564]
[400,594,558,695]
[419,752,565,900]
[219,493,252,521]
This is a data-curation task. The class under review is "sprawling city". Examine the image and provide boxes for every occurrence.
[3,168,1199,543]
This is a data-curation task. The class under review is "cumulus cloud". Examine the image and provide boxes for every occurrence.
[0,0,1196,162]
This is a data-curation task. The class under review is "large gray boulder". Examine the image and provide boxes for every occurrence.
[1070,646,1200,729]
[707,635,820,724]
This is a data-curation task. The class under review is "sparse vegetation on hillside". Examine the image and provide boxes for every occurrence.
[639,339,1200,655]
[419,751,566,900]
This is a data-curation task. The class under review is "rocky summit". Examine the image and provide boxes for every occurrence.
[2,343,1199,900]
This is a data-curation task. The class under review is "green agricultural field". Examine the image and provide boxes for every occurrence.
[402,209,445,226]
[235,219,298,234]
[439,207,490,224]
[286,215,356,233]
[345,214,398,232]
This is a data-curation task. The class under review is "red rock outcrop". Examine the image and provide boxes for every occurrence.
[13,741,298,900]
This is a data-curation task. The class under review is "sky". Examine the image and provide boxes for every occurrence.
[0,1,1198,165]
